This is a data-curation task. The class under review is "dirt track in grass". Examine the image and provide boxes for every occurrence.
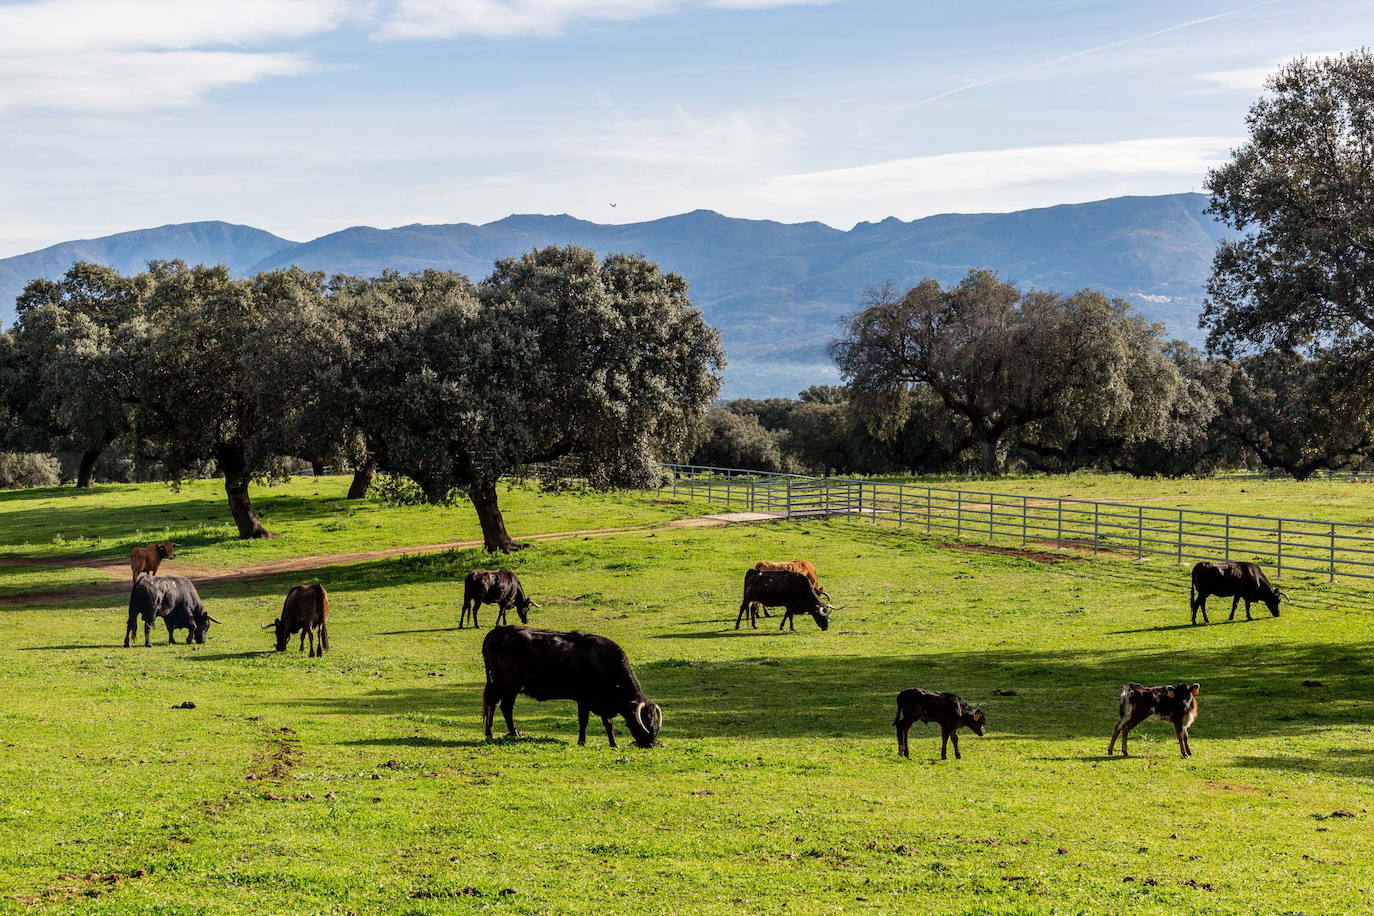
[0,515,731,605]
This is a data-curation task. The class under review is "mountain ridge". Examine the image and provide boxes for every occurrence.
[0,193,1229,397]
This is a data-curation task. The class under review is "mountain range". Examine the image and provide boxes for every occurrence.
[0,192,1231,397]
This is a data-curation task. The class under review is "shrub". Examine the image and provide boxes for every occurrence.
[0,452,60,489]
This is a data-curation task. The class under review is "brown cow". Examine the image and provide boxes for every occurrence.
[1108,682,1200,758]
[753,559,826,596]
[130,541,176,582]
[264,584,330,656]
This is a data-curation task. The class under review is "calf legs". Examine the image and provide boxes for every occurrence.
[1108,708,1150,756]
[735,601,757,630]
[940,728,961,760]
[459,599,478,629]
[895,717,912,758]
[1176,723,1192,758]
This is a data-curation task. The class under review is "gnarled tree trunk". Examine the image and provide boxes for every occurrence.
[346,459,375,500]
[469,479,521,553]
[310,459,326,476]
[216,444,273,539]
[76,447,102,489]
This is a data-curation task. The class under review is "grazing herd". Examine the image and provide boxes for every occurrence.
[118,537,1286,760]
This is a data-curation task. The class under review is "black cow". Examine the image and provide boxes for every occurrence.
[264,584,329,656]
[736,568,838,631]
[1108,682,1200,758]
[894,688,987,760]
[461,569,538,629]
[1190,560,1283,624]
[481,626,662,748]
[124,575,219,647]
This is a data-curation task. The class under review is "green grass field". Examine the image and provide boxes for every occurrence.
[0,475,1371,914]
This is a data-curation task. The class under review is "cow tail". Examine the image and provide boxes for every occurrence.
[1189,580,1196,610]
[316,585,330,651]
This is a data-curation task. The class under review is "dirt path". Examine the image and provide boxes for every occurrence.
[0,516,728,606]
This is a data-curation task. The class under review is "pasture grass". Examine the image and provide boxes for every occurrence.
[0,475,712,571]
[0,478,1371,914]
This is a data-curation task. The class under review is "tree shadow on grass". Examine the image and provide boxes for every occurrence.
[342,735,564,749]
[1232,747,1374,779]
[282,641,1374,767]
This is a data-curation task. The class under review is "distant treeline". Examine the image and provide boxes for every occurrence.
[692,271,1374,481]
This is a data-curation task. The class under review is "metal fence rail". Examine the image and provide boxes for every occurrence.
[662,464,1374,583]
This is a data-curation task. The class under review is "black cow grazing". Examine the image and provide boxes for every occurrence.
[124,575,219,647]
[461,569,538,629]
[894,688,987,760]
[264,584,329,656]
[481,626,663,748]
[1190,560,1283,624]
[1108,682,1200,758]
[736,568,838,631]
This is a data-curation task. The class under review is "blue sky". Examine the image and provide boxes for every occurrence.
[0,0,1368,256]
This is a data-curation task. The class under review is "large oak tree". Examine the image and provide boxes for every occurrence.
[355,247,722,551]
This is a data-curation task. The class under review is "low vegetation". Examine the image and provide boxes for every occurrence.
[0,478,1370,914]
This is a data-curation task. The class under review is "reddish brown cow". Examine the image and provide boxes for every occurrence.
[753,560,826,596]
[130,541,176,583]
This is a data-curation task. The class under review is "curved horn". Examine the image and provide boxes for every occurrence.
[260,622,275,629]
[821,603,845,610]
[527,600,542,608]
[206,615,223,624]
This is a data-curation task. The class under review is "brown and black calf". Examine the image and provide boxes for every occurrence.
[461,569,538,628]
[1190,560,1283,624]
[1108,682,1200,758]
[264,584,329,657]
[894,688,986,760]
[130,540,176,583]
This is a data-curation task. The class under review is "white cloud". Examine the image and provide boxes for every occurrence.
[0,0,361,114]
[0,0,363,55]
[378,0,838,39]
[0,52,318,114]
[564,106,802,168]
[751,137,1238,213]
[1198,49,1351,91]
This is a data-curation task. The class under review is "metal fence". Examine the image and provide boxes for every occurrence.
[663,464,1374,584]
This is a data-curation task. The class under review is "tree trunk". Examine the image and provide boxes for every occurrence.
[978,434,1002,475]
[469,479,522,553]
[311,459,325,476]
[76,447,102,489]
[346,459,375,500]
[216,445,273,539]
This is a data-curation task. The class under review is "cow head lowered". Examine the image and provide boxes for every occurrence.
[626,699,664,748]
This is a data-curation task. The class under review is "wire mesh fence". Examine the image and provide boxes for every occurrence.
[662,464,1374,584]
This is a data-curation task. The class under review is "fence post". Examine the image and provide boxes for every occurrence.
[1093,503,1100,554]
[926,488,932,534]
[1056,500,1063,548]
[786,479,793,518]
[1022,495,1028,546]
[988,494,995,543]
[1137,506,1144,560]
[956,490,963,538]
[897,484,904,527]
[1277,518,1283,577]
[1329,523,1336,583]
[1224,516,1231,560]
[1176,510,1183,565]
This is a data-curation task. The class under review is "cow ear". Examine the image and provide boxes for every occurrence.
[1190,684,1200,696]
[1165,687,1175,698]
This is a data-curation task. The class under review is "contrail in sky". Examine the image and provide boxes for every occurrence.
[886,0,1283,114]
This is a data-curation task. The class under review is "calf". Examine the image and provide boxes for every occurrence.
[894,688,986,759]
[1108,682,1200,758]
[461,569,537,628]
[737,568,837,631]
[1190,560,1283,624]
[130,540,176,583]
[125,575,219,647]
[264,584,329,656]
[481,626,662,748]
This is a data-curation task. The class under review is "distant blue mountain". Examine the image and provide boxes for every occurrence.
[0,193,1230,397]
